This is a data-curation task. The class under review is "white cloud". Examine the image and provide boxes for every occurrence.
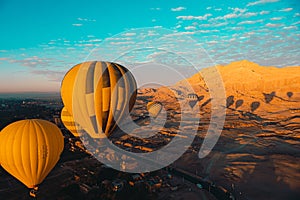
[77,17,96,22]
[176,14,212,20]
[184,26,196,30]
[223,13,238,19]
[171,7,186,12]
[238,19,263,25]
[260,11,270,15]
[88,39,102,42]
[110,41,135,45]
[230,7,247,13]
[206,7,212,10]
[175,24,181,29]
[270,17,282,20]
[207,40,218,44]
[283,26,297,30]
[72,24,83,26]
[292,21,300,25]
[266,23,282,27]
[247,0,279,7]
[213,22,229,27]
[243,12,258,17]
[199,22,228,27]
[198,29,220,33]
[9,56,57,68]
[215,8,222,11]
[211,10,263,22]
[146,30,159,36]
[122,32,136,36]
[279,8,293,12]
[106,37,132,41]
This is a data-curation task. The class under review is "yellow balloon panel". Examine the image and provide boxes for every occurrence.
[147,102,163,119]
[0,119,64,189]
[61,107,83,137]
[61,64,81,116]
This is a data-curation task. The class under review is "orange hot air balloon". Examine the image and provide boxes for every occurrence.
[61,107,83,137]
[61,61,137,138]
[0,119,64,197]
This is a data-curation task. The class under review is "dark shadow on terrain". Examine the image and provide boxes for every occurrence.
[235,99,244,109]
[226,95,234,108]
[263,91,275,103]
[251,101,260,112]
[287,92,293,98]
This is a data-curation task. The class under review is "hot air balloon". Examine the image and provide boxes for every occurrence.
[61,107,83,137]
[0,119,64,197]
[187,93,199,108]
[61,61,137,138]
[147,102,163,119]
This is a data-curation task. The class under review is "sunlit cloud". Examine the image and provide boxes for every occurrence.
[122,32,136,36]
[176,14,212,20]
[266,23,282,27]
[283,26,297,30]
[271,17,283,20]
[247,0,279,7]
[238,19,263,25]
[184,26,196,30]
[279,8,293,12]
[243,12,258,17]
[171,7,186,12]
[260,11,270,15]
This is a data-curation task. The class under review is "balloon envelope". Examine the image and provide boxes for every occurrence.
[147,102,163,119]
[187,93,199,108]
[61,107,83,137]
[0,119,64,189]
[61,61,137,138]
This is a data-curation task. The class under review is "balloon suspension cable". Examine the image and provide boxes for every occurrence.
[29,186,39,199]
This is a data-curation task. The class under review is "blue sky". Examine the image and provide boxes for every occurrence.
[0,0,299,92]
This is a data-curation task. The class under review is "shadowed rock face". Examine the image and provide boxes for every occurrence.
[134,60,300,200]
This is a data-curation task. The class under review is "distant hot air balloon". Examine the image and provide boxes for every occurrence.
[61,61,137,138]
[0,119,64,197]
[147,102,163,119]
[61,107,83,137]
[187,93,199,108]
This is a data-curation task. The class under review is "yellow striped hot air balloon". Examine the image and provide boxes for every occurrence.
[0,119,64,197]
[147,102,163,119]
[61,107,83,137]
[61,61,137,138]
[187,93,199,108]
